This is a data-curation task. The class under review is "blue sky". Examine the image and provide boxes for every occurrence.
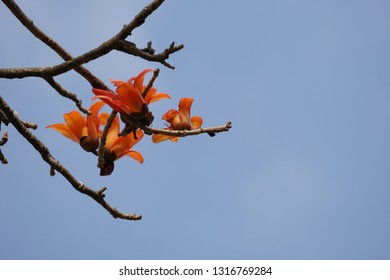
[1,0,390,259]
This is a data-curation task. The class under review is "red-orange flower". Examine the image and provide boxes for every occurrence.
[92,69,170,126]
[104,115,144,162]
[152,97,203,143]
[46,102,105,152]
[100,114,144,175]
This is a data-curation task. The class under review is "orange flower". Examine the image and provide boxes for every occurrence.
[92,69,170,126]
[152,97,203,143]
[46,102,105,152]
[100,114,144,175]
[104,115,144,162]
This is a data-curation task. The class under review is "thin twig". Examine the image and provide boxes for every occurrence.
[0,95,141,220]
[0,131,8,164]
[142,68,160,98]
[21,120,38,130]
[115,40,184,69]
[126,117,232,137]
[1,108,38,129]
[146,122,232,137]
[0,131,8,146]
[45,77,90,114]
[0,148,7,164]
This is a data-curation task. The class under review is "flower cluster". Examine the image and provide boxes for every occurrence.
[46,101,144,176]
[47,69,203,176]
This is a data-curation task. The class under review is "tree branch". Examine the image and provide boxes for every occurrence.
[0,95,142,220]
[115,41,184,69]
[44,77,90,114]
[0,0,176,81]
[0,131,8,164]
[1,108,38,129]
[121,117,232,138]
[0,148,7,164]
[1,0,109,87]
[145,121,232,137]
[1,0,108,111]
[0,131,8,146]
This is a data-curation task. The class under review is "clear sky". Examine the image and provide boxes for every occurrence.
[1,0,390,259]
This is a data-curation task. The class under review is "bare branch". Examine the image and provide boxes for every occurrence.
[0,0,175,80]
[0,131,8,146]
[0,95,142,220]
[146,121,232,137]
[115,40,184,69]
[44,77,90,114]
[1,109,38,129]
[0,131,8,164]
[123,116,232,137]
[0,149,7,164]
[1,0,109,90]
[97,187,107,197]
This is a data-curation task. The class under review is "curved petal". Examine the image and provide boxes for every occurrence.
[109,79,125,87]
[87,101,105,138]
[63,111,87,141]
[105,115,120,148]
[46,123,79,143]
[178,97,194,122]
[116,82,145,113]
[133,68,152,93]
[110,129,144,159]
[170,137,180,142]
[89,101,106,115]
[99,112,110,126]
[92,88,118,100]
[190,116,203,129]
[151,133,172,143]
[162,109,178,123]
[124,150,144,163]
[143,87,155,104]
[145,88,171,105]
[92,89,129,114]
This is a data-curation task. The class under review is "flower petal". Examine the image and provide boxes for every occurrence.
[87,101,105,139]
[116,82,145,113]
[109,79,125,87]
[151,133,172,143]
[109,129,144,159]
[162,109,179,123]
[191,116,203,129]
[170,137,180,142]
[92,88,129,114]
[105,115,120,148]
[46,123,79,143]
[63,111,87,141]
[99,112,110,127]
[124,150,144,164]
[178,97,194,122]
[145,88,171,105]
[132,68,152,93]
